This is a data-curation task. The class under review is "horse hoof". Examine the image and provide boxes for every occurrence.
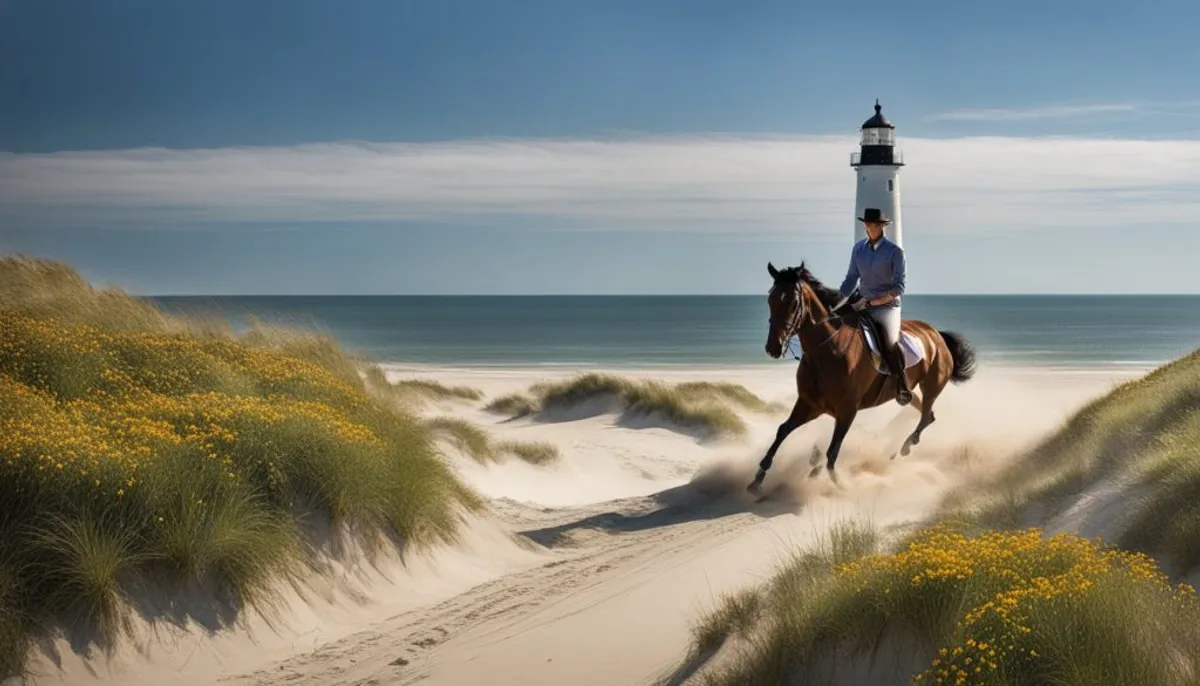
[828,467,841,487]
[808,465,822,479]
[746,480,762,495]
[900,442,912,457]
[810,446,822,467]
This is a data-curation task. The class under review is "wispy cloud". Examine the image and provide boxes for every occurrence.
[2,134,1199,236]
[927,102,1145,122]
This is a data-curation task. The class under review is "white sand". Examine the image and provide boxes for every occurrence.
[23,362,1144,686]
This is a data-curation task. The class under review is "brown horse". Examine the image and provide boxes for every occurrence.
[747,261,977,494]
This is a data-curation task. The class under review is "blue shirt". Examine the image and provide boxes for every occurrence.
[838,236,906,307]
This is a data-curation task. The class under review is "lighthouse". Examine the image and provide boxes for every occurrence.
[851,100,904,247]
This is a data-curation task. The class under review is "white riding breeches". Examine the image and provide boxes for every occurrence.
[866,305,901,349]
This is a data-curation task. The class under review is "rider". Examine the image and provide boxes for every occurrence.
[837,207,912,405]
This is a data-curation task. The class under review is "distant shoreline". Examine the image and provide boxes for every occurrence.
[147,293,1200,299]
[378,360,1156,374]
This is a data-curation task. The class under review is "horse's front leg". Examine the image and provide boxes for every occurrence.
[810,408,858,485]
[748,398,816,494]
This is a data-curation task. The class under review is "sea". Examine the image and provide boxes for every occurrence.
[150,295,1200,372]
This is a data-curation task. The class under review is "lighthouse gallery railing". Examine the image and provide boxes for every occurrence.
[850,150,904,166]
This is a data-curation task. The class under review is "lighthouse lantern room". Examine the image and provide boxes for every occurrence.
[850,100,904,247]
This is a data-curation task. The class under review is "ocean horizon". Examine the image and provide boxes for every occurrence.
[149,294,1200,372]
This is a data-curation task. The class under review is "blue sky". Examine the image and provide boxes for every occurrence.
[2,0,1199,294]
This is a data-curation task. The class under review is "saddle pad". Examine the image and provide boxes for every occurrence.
[860,323,925,372]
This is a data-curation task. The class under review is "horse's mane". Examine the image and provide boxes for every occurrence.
[778,262,842,311]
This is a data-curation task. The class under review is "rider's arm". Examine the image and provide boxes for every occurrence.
[838,248,860,299]
[888,245,906,298]
[867,245,906,307]
[868,243,902,302]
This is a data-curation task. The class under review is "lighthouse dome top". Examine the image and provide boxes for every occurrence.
[861,100,894,130]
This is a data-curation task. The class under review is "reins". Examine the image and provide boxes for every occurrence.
[775,282,850,358]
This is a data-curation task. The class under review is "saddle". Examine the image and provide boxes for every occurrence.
[842,311,925,375]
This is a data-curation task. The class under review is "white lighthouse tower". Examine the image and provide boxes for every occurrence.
[851,100,904,247]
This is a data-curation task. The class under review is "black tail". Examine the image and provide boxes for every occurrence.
[939,330,977,384]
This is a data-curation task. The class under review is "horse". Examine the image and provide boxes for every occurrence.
[747,261,977,494]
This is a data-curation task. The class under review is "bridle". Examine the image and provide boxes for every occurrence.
[769,281,807,345]
[770,280,848,357]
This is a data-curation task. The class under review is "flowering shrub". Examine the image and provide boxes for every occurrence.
[0,310,477,679]
[0,313,455,513]
[838,526,1200,685]
[697,524,1200,686]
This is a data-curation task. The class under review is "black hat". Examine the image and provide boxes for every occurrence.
[857,208,891,224]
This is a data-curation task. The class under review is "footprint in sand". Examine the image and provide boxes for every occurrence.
[412,637,439,648]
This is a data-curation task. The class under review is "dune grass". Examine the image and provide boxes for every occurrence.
[483,392,540,418]
[0,256,482,680]
[688,520,1200,686]
[486,373,782,439]
[0,257,176,334]
[393,379,484,404]
[941,348,1200,572]
[425,417,560,465]
[1116,409,1200,572]
[691,588,763,654]
[0,565,28,682]
[498,440,560,465]
[689,519,879,657]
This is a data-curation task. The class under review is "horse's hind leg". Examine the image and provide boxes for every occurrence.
[898,377,942,458]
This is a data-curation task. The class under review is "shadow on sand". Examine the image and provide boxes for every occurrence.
[24,521,431,680]
[518,461,805,548]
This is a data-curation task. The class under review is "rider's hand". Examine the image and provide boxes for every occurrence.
[852,298,868,311]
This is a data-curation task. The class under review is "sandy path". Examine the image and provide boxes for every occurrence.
[223,452,997,686]
[223,484,768,686]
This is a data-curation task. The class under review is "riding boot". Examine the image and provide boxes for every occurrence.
[887,343,913,405]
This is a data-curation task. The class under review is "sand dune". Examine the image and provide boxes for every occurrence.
[24,363,1140,686]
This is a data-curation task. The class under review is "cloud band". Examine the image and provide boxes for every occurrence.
[2,134,1199,235]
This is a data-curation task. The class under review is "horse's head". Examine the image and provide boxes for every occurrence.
[765,262,807,359]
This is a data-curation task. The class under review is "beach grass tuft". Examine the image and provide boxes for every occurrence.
[691,588,763,654]
[426,417,560,465]
[393,379,485,404]
[483,392,540,417]
[496,440,559,465]
[488,373,782,439]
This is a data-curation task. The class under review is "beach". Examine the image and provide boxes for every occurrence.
[26,359,1144,686]
[9,3,1200,681]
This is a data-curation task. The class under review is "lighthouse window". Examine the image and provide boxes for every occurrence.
[888,180,894,191]
[860,128,895,146]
